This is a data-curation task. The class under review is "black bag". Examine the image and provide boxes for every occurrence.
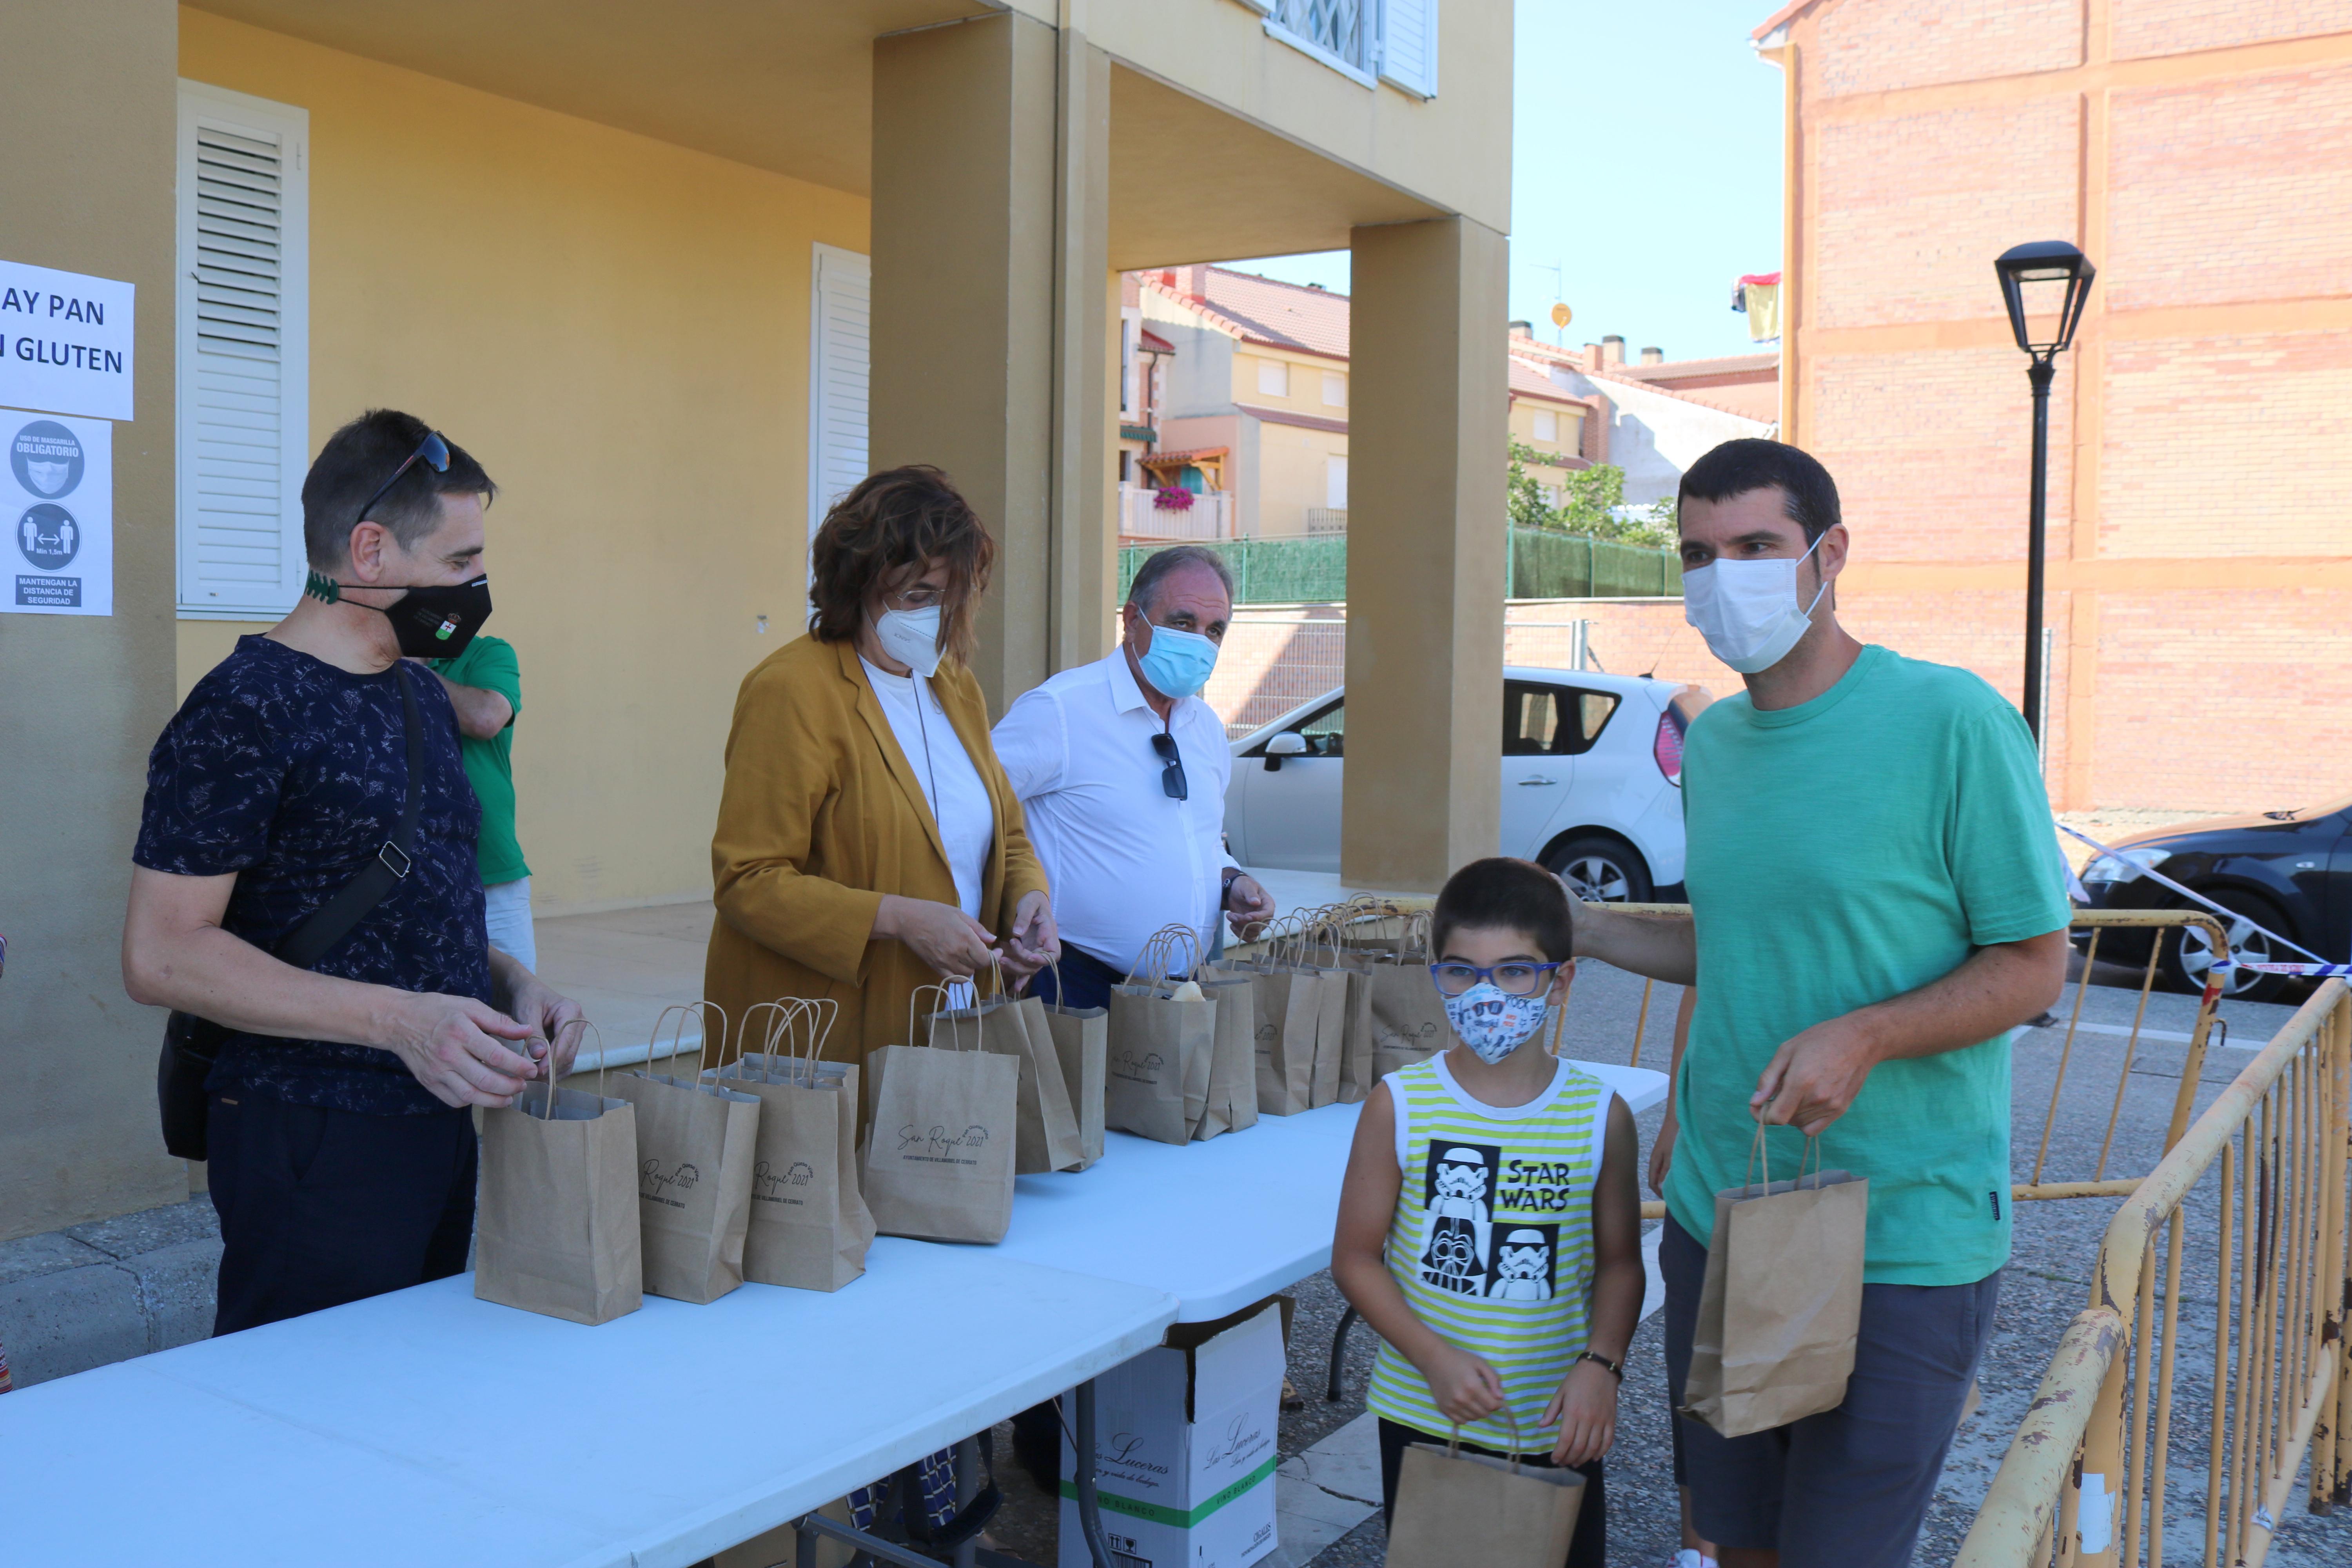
[156,666,427,1161]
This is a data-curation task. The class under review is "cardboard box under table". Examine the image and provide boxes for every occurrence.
[1056,1298,1287,1568]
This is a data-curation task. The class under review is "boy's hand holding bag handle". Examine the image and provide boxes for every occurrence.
[1105,926,1215,1146]
[1036,958,1107,1169]
[1385,1404,1586,1568]
[606,1002,760,1305]
[935,958,1083,1175]
[1368,910,1451,1080]
[710,998,873,1292]
[475,1022,644,1326]
[1679,1122,1868,1439]
[862,983,1020,1243]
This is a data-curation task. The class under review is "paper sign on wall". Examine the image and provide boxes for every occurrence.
[3,410,111,616]
[0,260,135,423]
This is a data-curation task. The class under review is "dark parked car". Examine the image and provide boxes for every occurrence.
[2072,791,2352,1003]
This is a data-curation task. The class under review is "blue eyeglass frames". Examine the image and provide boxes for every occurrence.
[1428,960,1564,998]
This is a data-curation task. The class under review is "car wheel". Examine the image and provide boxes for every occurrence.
[1544,836,1653,904]
[2163,891,2293,1005]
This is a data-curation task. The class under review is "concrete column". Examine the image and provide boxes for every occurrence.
[0,0,186,1239]
[1342,218,1509,892]
[871,11,1112,713]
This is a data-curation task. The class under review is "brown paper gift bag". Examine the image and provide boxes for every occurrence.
[710,999,874,1292]
[1105,927,1215,1146]
[1193,968,1258,1141]
[607,1003,761,1305]
[1368,915,1450,1080]
[1301,935,1350,1108]
[861,985,1020,1243]
[1385,1407,1585,1568]
[1037,961,1107,1169]
[475,1026,642,1325]
[1680,1128,1869,1438]
[931,962,1083,1175]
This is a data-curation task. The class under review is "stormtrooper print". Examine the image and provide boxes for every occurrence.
[1418,1142,1501,1297]
[1486,1224,1558,1302]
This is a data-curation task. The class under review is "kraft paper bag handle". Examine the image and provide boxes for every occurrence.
[736,1000,790,1076]
[1445,1401,1527,1472]
[911,980,977,1051]
[542,1019,604,1118]
[647,1001,730,1082]
[762,998,810,1082]
[1742,1121,1827,1196]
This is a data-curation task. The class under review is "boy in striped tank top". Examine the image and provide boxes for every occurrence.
[1333,858,1644,1567]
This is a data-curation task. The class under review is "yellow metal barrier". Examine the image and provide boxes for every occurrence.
[1957,978,2352,1567]
[1610,906,2229,1223]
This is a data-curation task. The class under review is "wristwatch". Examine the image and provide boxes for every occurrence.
[1576,1350,1624,1381]
[1220,866,1245,909]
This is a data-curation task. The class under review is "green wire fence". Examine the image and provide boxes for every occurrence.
[1116,528,1681,605]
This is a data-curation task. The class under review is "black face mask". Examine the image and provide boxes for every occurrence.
[309,572,493,659]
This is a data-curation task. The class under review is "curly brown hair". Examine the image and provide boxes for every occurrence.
[807,465,996,662]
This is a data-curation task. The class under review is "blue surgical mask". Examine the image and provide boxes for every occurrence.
[1136,621,1219,698]
[1442,983,1552,1064]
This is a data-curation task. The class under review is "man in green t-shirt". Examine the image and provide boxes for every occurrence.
[1574,440,2067,1568]
[422,632,533,970]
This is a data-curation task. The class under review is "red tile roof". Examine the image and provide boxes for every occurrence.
[1146,267,1351,361]
[1138,327,1175,355]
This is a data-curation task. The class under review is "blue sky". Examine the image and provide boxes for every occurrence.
[1228,0,1786,361]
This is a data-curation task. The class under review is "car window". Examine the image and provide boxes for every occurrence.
[1503,681,1619,756]
[1293,700,1344,758]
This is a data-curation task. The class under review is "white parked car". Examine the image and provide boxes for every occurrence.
[1222,668,1713,902]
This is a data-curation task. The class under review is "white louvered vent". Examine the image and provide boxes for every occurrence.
[178,83,309,618]
[808,243,871,571]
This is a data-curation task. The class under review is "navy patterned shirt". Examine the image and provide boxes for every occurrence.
[135,635,491,1115]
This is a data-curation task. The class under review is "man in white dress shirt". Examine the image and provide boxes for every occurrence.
[993,544,1277,1008]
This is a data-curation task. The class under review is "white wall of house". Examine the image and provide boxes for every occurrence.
[1544,363,1770,505]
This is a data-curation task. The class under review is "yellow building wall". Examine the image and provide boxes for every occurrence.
[177,9,868,913]
[1253,421,1350,538]
[1508,399,1584,463]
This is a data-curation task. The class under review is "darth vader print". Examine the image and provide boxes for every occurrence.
[1419,1142,1501,1297]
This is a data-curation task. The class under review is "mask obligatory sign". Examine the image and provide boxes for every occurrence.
[0,260,135,423]
[4,410,111,616]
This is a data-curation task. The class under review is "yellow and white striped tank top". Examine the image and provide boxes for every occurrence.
[1365,1053,1613,1453]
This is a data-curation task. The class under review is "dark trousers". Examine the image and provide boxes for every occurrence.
[208,1093,478,1336]
[1378,1418,1605,1567]
[1659,1216,1999,1566]
[1026,946,1129,1012]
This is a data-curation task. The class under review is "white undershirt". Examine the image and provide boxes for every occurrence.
[860,657,994,922]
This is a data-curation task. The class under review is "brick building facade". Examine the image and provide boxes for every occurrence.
[1757,0,2352,811]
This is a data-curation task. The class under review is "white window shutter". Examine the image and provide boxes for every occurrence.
[176,82,309,619]
[1326,456,1348,510]
[1380,0,1439,98]
[808,243,871,563]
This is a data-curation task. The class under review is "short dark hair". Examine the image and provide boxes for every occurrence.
[808,465,996,662]
[1676,438,1841,544]
[1127,544,1235,614]
[1431,857,1574,965]
[301,409,495,570]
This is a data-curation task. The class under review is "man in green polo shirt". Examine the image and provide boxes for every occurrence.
[1573,440,2067,1568]
[422,632,534,970]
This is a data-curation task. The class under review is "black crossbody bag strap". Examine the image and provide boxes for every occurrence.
[278,662,426,968]
[157,665,428,1162]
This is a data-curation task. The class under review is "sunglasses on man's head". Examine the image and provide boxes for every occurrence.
[354,430,452,529]
[1151,731,1188,801]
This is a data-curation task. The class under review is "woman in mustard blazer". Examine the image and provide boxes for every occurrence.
[703,466,1059,1064]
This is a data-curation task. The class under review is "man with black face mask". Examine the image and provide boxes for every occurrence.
[123,408,582,1334]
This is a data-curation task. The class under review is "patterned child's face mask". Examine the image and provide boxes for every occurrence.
[1442,983,1551,1063]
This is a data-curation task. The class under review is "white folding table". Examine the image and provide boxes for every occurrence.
[992,1060,1670,1321]
[0,1238,1174,1568]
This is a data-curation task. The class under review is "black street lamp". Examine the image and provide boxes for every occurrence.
[1994,240,2096,743]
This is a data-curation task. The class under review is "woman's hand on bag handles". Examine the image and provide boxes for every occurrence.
[1417,1343,1507,1426]
[1544,1360,1619,1467]
[1001,891,1062,989]
[383,993,545,1109]
[875,894,1002,978]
